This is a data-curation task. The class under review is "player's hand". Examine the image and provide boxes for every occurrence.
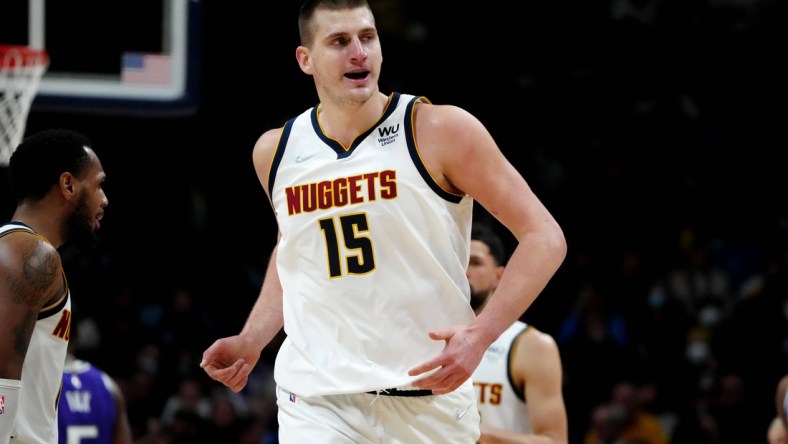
[200,335,259,393]
[407,326,487,395]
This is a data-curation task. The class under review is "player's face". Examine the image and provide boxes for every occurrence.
[303,6,382,105]
[467,240,502,310]
[67,149,108,248]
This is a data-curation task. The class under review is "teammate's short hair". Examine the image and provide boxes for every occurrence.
[471,222,507,266]
[8,128,93,202]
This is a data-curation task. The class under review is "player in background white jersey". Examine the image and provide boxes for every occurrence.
[0,129,109,443]
[200,1,566,442]
[469,221,568,444]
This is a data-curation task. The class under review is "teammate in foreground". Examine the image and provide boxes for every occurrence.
[0,128,108,443]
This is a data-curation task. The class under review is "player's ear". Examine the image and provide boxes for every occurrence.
[60,172,76,197]
[494,265,504,287]
[296,46,312,74]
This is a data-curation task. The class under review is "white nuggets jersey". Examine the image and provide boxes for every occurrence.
[0,222,72,444]
[268,92,475,397]
[472,321,531,433]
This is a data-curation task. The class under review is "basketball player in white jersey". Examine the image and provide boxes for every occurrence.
[200,1,566,442]
[0,128,108,443]
[468,221,568,443]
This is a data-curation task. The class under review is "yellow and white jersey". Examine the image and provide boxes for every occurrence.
[268,92,475,397]
[1,222,71,444]
[472,321,531,433]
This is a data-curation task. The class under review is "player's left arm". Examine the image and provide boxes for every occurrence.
[518,329,568,444]
[409,103,566,394]
[438,103,566,344]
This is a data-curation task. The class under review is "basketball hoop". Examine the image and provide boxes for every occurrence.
[0,45,49,167]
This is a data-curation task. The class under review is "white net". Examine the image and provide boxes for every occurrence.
[0,46,49,167]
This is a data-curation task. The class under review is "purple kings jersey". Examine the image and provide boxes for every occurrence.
[57,360,117,444]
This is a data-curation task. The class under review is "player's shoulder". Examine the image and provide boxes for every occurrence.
[252,126,286,175]
[0,226,60,274]
[413,100,477,129]
[520,325,559,355]
[255,126,285,151]
[412,99,492,164]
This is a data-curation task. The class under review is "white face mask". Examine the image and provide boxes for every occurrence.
[698,305,722,327]
[686,339,710,365]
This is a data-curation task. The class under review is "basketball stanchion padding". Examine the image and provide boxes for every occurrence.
[0,45,49,167]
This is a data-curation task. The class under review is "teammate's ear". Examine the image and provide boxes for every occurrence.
[61,172,75,195]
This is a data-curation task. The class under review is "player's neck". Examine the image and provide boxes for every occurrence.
[317,91,388,147]
[11,205,65,247]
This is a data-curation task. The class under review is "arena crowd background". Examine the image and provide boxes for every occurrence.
[1,1,786,442]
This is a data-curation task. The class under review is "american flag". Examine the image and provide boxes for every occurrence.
[121,52,172,85]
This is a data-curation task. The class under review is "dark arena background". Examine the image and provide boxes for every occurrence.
[1,1,786,442]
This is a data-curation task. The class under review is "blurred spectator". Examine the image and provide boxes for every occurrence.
[583,381,669,444]
[665,235,732,320]
[584,403,628,444]
[159,376,211,428]
[121,343,164,440]
[202,388,251,443]
[557,281,639,443]
[707,372,752,443]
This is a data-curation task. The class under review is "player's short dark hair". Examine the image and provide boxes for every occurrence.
[471,222,507,266]
[8,128,93,203]
[298,0,372,46]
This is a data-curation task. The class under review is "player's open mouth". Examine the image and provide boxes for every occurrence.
[345,71,369,80]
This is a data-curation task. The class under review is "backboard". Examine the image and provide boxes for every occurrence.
[0,0,201,116]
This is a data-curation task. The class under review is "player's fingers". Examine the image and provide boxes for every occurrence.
[412,358,471,393]
[430,373,467,395]
[199,342,225,368]
[413,373,463,395]
[202,359,246,383]
[428,329,453,342]
[408,330,455,377]
[422,374,465,394]
[228,367,251,393]
[408,356,443,377]
[225,362,252,392]
[412,366,448,388]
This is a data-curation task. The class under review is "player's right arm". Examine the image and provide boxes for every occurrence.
[518,330,568,444]
[0,234,63,379]
[240,126,287,370]
[200,128,286,393]
[478,328,568,444]
[0,233,63,439]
